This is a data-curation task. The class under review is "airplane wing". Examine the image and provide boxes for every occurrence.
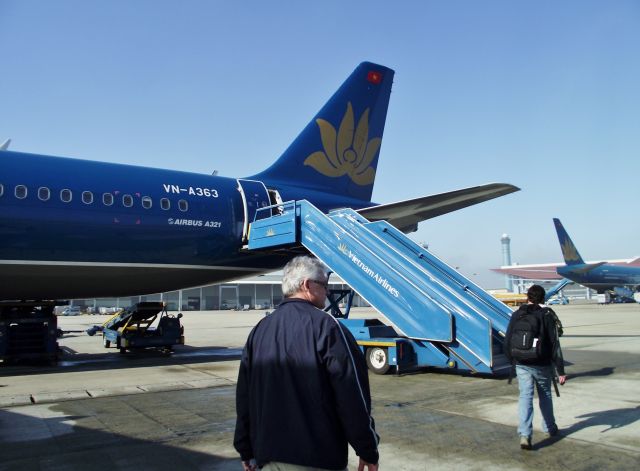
[0,139,11,151]
[357,183,520,233]
[492,264,562,279]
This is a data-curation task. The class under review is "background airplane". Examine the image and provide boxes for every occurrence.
[0,62,518,302]
[553,218,640,294]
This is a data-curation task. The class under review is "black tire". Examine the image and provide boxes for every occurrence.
[365,347,390,375]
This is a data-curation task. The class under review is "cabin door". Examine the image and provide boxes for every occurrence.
[237,179,270,242]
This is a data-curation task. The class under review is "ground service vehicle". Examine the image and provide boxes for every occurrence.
[102,302,183,353]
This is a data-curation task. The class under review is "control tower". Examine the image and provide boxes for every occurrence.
[501,234,513,292]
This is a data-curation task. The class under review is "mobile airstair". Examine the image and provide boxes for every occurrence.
[102,302,184,353]
[248,200,514,375]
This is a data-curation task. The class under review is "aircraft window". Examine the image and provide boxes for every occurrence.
[103,192,114,206]
[142,196,152,209]
[122,194,133,207]
[160,198,170,210]
[38,187,50,201]
[0,183,3,197]
[82,191,94,204]
[15,185,28,199]
[178,199,188,212]
[60,189,72,203]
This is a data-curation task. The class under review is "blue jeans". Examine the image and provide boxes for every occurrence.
[516,364,557,438]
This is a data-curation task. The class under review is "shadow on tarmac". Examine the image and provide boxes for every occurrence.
[569,406,640,433]
[534,405,640,451]
[563,334,640,338]
[0,407,239,470]
[403,366,510,380]
[567,366,615,380]
[0,345,242,378]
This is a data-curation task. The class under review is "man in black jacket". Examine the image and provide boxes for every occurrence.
[234,255,380,471]
[504,284,567,450]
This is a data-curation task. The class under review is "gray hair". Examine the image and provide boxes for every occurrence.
[282,256,328,297]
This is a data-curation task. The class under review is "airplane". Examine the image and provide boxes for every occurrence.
[0,62,519,302]
[554,218,640,293]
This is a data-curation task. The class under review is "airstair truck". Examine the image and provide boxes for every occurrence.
[248,200,514,376]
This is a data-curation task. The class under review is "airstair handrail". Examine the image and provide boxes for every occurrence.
[297,200,454,342]
[253,200,297,222]
[328,209,495,367]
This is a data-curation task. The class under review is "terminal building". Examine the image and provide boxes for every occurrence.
[71,234,603,312]
[491,265,593,301]
[70,272,368,312]
[493,233,597,301]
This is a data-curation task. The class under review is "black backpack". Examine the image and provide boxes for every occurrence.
[509,305,547,362]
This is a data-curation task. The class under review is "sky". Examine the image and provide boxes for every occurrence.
[1,0,639,288]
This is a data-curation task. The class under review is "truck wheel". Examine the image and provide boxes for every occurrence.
[366,347,390,375]
[103,337,111,348]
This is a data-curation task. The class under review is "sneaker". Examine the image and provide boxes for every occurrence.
[546,425,559,437]
[520,435,532,450]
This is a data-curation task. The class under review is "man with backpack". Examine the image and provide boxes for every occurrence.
[504,284,567,450]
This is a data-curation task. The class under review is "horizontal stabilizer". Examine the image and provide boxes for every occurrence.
[566,261,607,275]
[358,183,520,233]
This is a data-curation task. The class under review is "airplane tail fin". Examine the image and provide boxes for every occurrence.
[553,218,585,265]
[248,62,394,202]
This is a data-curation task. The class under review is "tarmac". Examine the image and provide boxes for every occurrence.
[1,303,639,470]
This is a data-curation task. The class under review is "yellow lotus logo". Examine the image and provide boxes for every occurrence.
[338,243,349,255]
[304,102,380,185]
[561,240,580,263]
[266,228,275,237]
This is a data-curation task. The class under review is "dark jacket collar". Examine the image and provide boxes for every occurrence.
[278,297,314,308]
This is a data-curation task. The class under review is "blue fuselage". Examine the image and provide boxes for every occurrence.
[557,263,640,292]
[0,151,369,299]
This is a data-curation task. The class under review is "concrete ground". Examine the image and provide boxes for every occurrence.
[1,303,639,470]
